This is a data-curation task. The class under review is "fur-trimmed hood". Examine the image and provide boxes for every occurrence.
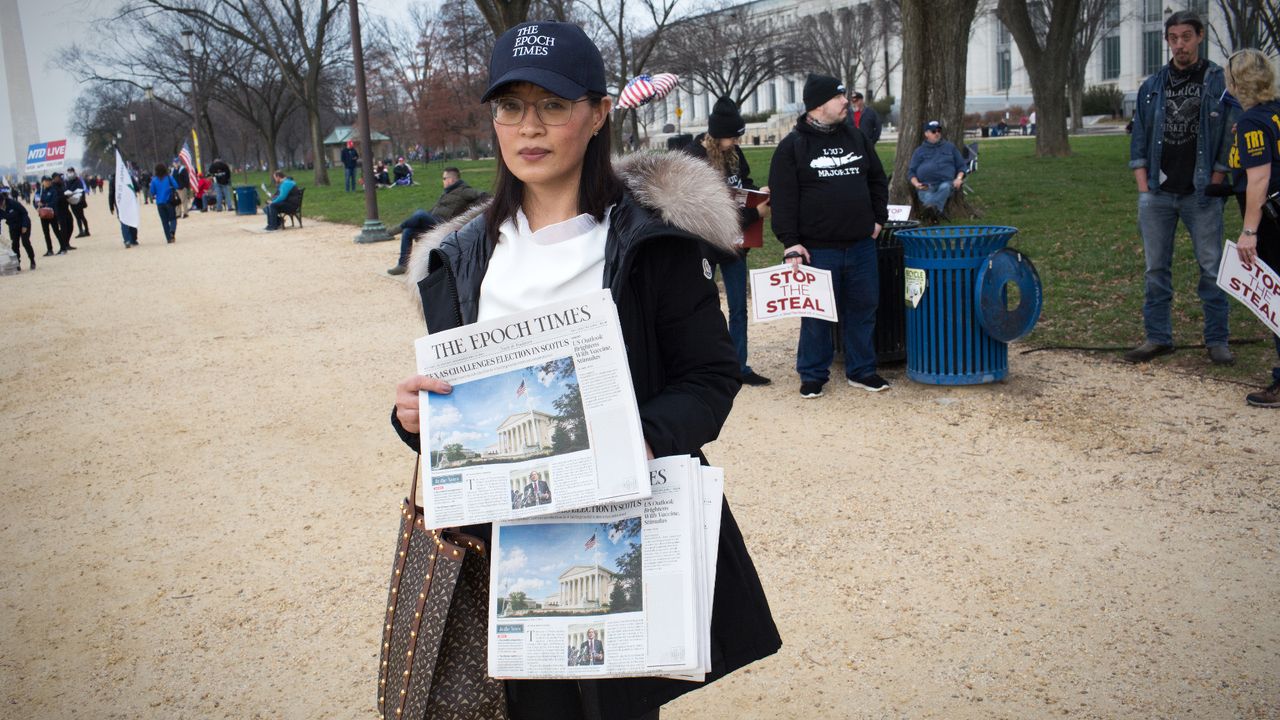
[404,150,742,288]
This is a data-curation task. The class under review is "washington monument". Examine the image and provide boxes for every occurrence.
[1,0,41,174]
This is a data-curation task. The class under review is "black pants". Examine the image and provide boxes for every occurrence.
[54,211,73,251]
[40,217,56,253]
[10,225,34,263]
[71,202,89,234]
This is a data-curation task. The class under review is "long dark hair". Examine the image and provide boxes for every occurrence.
[484,93,624,243]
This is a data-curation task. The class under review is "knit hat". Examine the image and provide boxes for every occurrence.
[803,73,845,111]
[707,96,746,139]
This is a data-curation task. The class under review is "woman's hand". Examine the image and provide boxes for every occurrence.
[755,198,771,219]
[395,375,452,434]
[1238,232,1259,264]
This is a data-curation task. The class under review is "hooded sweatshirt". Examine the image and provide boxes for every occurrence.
[768,116,888,249]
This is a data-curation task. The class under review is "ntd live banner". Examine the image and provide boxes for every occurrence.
[24,140,68,175]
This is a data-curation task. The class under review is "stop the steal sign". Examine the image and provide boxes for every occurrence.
[749,264,838,322]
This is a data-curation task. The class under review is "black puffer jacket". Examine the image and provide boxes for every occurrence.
[393,151,782,720]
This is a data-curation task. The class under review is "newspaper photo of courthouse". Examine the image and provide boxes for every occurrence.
[415,291,651,528]
[494,517,643,619]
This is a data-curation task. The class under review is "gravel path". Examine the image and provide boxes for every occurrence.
[1,199,1275,719]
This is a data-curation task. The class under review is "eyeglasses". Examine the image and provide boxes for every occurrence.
[491,96,590,126]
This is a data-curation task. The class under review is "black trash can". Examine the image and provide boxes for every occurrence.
[873,220,920,363]
[831,220,919,366]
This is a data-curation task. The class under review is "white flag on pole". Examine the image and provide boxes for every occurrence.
[115,149,140,229]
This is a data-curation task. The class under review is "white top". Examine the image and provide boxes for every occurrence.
[477,207,611,322]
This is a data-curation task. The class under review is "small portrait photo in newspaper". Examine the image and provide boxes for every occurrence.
[428,356,588,473]
[567,624,606,667]
[510,466,553,510]
[494,518,643,619]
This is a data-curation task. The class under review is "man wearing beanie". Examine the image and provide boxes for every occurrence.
[768,73,889,398]
[687,96,773,386]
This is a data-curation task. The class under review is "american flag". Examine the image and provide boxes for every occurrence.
[584,533,596,550]
[515,379,526,398]
[177,141,197,186]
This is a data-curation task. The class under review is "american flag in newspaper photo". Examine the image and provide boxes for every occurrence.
[494,518,643,618]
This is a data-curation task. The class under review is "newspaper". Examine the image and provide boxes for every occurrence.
[414,290,651,528]
[488,455,722,680]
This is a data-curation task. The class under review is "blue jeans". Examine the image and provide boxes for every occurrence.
[265,203,282,230]
[797,241,879,383]
[213,183,232,210]
[916,183,953,212]
[156,204,177,241]
[344,166,357,192]
[119,222,137,246]
[398,210,440,265]
[1137,190,1229,346]
[711,253,752,375]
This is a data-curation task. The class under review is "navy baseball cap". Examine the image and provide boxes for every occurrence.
[481,21,607,102]
[924,120,943,131]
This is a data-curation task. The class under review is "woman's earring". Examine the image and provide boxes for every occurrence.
[592,130,599,137]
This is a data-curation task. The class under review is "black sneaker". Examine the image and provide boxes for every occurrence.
[849,373,891,392]
[799,381,824,398]
[387,265,407,276]
[1246,380,1280,408]
[742,370,771,386]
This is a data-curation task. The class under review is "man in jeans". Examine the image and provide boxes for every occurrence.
[207,158,233,211]
[340,141,360,192]
[768,73,889,398]
[1126,9,1233,365]
[386,167,489,275]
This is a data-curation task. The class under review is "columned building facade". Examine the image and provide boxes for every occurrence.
[557,565,617,609]
[495,410,555,457]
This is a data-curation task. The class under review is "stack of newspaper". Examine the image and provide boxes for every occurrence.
[414,290,722,680]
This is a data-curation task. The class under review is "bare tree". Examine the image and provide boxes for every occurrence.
[125,0,348,185]
[658,4,800,107]
[367,3,443,152]
[472,0,532,35]
[796,7,876,95]
[873,0,903,100]
[425,0,496,159]
[996,0,1082,157]
[1066,0,1125,132]
[892,0,981,213]
[1209,0,1279,55]
[208,43,301,174]
[62,16,229,165]
[583,0,682,146]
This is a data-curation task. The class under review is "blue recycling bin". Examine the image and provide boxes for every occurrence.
[234,185,259,215]
[898,225,1020,385]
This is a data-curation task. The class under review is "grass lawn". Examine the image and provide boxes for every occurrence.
[238,134,1275,384]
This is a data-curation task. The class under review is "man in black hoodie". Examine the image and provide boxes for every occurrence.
[768,73,889,398]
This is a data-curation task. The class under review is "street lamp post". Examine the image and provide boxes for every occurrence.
[179,28,200,171]
[144,86,159,166]
[348,0,391,243]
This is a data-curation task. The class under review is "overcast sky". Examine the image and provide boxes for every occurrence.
[0,0,412,171]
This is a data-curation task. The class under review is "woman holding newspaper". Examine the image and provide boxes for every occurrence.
[1226,48,1280,408]
[391,20,780,720]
